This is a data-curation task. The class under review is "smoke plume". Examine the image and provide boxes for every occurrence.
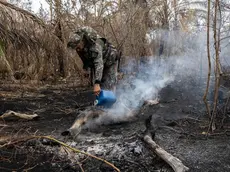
[84,30,224,128]
[93,31,211,125]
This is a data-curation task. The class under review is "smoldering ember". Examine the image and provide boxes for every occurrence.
[1,1,230,172]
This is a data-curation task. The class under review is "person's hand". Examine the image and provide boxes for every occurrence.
[94,84,101,96]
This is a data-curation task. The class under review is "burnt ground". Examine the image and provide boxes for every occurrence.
[0,81,230,172]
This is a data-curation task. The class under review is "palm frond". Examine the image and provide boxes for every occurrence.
[0,1,68,80]
[0,1,66,47]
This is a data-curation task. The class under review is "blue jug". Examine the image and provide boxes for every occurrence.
[95,90,116,108]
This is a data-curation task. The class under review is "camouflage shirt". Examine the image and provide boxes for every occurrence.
[75,27,118,84]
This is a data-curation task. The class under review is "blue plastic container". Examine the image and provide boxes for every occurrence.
[95,90,116,108]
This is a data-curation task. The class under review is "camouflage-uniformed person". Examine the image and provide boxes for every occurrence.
[67,26,119,95]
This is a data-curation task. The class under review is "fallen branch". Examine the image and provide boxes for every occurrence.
[144,134,189,172]
[0,124,8,127]
[0,110,39,120]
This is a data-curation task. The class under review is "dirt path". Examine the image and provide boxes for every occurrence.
[0,85,230,172]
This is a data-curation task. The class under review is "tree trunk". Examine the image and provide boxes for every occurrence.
[203,0,211,118]
[53,0,66,77]
[209,0,221,132]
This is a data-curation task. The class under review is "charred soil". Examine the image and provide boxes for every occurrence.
[0,83,230,172]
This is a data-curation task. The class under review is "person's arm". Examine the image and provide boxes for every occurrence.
[90,43,104,95]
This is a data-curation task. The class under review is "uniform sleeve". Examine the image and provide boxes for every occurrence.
[90,43,104,84]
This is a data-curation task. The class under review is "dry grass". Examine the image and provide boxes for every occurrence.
[0,1,84,83]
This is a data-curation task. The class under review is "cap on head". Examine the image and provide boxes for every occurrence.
[67,32,83,49]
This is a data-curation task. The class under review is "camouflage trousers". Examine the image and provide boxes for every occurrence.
[89,60,118,91]
[101,46,119,91]
[101,61,118,91]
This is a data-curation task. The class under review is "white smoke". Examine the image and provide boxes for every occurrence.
[93,30,211,124]
[83,30,220,128]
